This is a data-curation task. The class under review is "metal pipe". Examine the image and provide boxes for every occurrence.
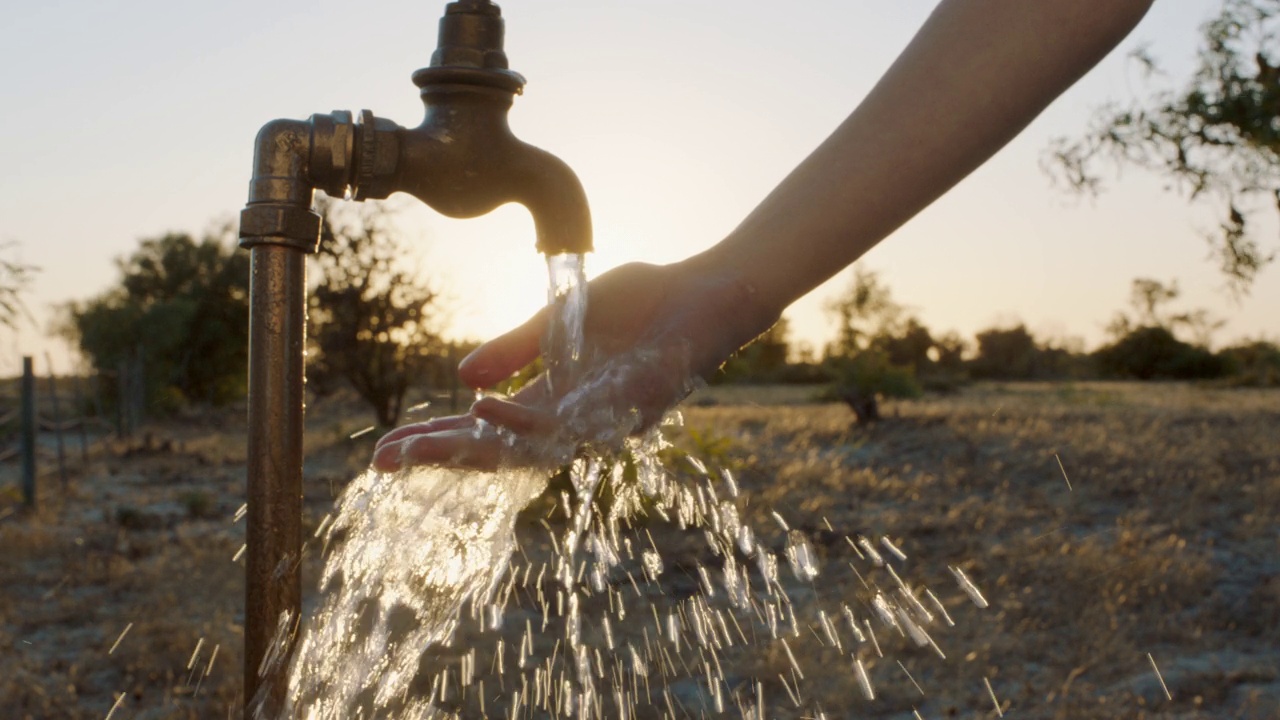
[244,245,307,712]
[240,116,320,711]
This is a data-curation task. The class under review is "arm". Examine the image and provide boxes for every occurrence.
[374,0,1154,471]
[688,0,1154,316]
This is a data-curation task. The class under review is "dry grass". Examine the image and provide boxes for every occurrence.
[678,382,1280,718]
[1,382,1277,718]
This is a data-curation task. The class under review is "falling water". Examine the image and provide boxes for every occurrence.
[267,252,990,719]
[270,253,594,719]
[543,253,588,395]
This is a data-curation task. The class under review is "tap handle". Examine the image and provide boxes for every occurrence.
[433,0,509,70]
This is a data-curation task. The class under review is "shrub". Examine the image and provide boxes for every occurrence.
[825,349,921,424]
[1093,326,1226,380]
[1217,340,1280,387]
[969,324,1040,379]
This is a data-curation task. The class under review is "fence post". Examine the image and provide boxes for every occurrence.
[21,356,36,509]
[116,360,128,439]
[90,372,106,426]
[45,353,68,492]
[132,349,146,433]
[73,374,90,464]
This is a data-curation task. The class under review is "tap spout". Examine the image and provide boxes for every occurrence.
[392,80,593,255]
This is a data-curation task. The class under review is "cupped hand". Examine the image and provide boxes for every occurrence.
[372,259,777,472]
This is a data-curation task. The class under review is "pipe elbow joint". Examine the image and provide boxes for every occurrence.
[240,111,400,252]
[241,118,321,252]
[248,118,314,206]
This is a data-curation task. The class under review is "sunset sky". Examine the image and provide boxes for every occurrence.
[1,0,1276,375]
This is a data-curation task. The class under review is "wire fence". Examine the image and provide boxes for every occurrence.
[0,355,129,511]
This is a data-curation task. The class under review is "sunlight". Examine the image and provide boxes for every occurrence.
[394,193,672,346]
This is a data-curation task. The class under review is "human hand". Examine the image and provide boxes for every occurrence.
[372,259,778,472]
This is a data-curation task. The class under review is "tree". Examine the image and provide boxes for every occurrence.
[1046,0,1279,294]
[1105,277,1226,347]
[826,267,904,358]
[966,323,1090,380]
[1094,277,1233,380]
[873,317,935,373]
[827,349,921,424]
[969,324,1042,380]
[718,317,793,383]
[824,268,921,423]
[1094,326,1225,379]
[308,199,447,427]
[61,227,249,409]
[1217,338,1280,385]
[1127,278,1181,328]
[0,242,36,331]
[931,331,968,374]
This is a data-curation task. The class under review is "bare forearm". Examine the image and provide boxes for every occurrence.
[685,0,1153,319]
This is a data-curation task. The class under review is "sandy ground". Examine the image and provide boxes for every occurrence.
[1,382,1277,719]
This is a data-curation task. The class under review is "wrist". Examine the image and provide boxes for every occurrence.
[666,251,783,377]
[678,240,786,323]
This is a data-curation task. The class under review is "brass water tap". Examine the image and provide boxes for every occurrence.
[236,1,592,711]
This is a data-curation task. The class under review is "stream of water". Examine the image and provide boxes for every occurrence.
[266,253,985,719]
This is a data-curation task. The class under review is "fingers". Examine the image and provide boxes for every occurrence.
[471,395,556,435]
[374,415,473,451]
[372,398,558,472]
[458,308,549,388]
[372,427,504,473]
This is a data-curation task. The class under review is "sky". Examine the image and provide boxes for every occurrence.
[1,0,1276,376]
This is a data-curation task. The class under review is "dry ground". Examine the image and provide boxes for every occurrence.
[1,383,1277,719]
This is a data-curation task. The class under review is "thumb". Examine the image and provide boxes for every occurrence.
[458,307,548,388]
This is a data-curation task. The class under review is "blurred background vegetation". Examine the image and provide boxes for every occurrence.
[43,203,1280,431]
[22,0,1280,428]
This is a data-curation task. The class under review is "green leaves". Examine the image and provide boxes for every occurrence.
[62,228,249,410]
[308,198,446,426]
[1045,0,1280,295]
[0,242,37,331]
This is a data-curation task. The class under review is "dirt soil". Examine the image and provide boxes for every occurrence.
[1,383,1277,719]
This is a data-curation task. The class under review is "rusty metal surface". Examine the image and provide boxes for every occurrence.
[244,245,306,711]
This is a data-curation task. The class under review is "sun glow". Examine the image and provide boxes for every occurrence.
[396,194,671,348]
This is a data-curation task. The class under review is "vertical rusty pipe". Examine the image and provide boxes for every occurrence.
[239,116,321,712]
[245,244,307,710]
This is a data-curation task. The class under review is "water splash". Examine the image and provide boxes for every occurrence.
[265,250,987,718]
[280,464,547,717]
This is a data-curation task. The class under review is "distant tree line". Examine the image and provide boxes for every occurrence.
[715,270,1280,422]
[54,216,1277,431]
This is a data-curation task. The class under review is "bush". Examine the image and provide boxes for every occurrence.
[1217,340,1280,387]
[825,349,921,424]
[969,324,1040,379]
[180,490,216,519]
[60,230,250,410]
[1093,326,1226,380]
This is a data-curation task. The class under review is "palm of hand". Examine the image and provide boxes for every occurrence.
[373,261,768,471]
